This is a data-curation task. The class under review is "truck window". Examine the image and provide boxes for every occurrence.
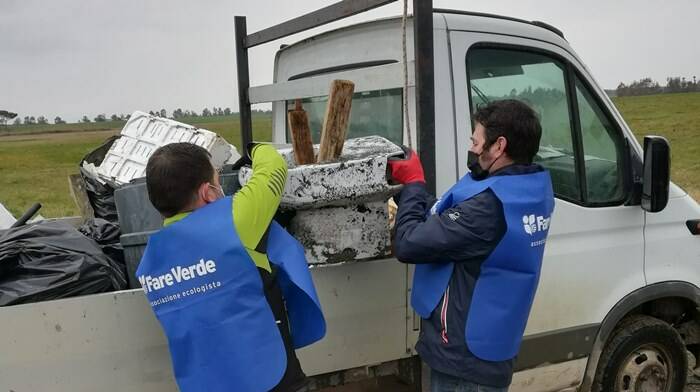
[286,88,403,145]
[467,48,581,201]
[575,77,625,203]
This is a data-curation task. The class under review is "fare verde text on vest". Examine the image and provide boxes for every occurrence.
[139,259,217,293]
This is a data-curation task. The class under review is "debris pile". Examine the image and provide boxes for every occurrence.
[240,136,403,264]
[95,111,238,186]
[76,111,241,221]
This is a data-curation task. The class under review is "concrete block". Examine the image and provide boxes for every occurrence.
[239,136,402,210]
[240,136,404,264]
[290,201,392,264]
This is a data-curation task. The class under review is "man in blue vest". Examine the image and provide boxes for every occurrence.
[388,100,554,391]
[136,142,325,392]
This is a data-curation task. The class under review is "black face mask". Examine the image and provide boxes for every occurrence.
[467,151,489,181]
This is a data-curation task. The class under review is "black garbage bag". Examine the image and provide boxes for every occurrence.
[80,136,119,222]
[0,221,127,306]
[78,218,120,243]
[78,218,126,274]
[81,169,118,222]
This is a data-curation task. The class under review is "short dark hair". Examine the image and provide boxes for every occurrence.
[146,143,214,217]
[473,99,542,164]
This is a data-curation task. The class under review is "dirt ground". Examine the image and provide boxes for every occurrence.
[315,372,700,391]
[687,374,700,391]
[317,376,415,392]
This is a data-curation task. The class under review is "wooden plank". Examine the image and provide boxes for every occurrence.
[68,174,94,220]
[317,80,355,163]
[287,100,316,165]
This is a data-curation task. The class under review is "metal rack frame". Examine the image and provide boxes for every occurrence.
[234,0,436,192]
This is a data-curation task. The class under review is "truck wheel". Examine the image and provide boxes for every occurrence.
[593,315,687,392]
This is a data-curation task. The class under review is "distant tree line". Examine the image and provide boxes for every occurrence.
[167,107,269,119]
[82,113,130,123]
[616,76,699,97]
[2,107,272,126]
[476,86,566,111]
[0,110,18,126]
[165,107,233,119]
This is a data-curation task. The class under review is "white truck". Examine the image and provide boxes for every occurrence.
[2,2,700,391]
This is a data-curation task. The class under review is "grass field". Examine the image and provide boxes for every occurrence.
[612,92,700,199]
[0,114,272,144]
[0,120,127,135]
[0,114,272,218]
[1,93,699,218]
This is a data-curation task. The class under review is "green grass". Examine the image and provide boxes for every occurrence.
[0,120,126,135]
[0,114,272,218]
[612,92,700,199]
[0,133,116,218]
[174,114,273,148]
[0,114,272,145]
[1,93,699,218]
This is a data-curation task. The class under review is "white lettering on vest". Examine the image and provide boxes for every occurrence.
[139,259,218,293]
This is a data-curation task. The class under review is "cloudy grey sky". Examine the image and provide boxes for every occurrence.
[1,0,698,122]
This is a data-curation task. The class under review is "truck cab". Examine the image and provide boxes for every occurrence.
[257,7,700,392]
[2,5,700,392]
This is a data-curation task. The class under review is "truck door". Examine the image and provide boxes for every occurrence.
[447,30,644,390]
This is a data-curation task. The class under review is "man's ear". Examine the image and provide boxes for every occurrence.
[199,182,216,204]
[496,136,508,155]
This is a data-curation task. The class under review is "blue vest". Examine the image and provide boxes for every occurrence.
[136,197,326,392]
[412,171,554,361]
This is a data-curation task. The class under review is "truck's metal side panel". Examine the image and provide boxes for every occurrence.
[0,259,411,391]
[644,194,700,285]
[0,290,175,392]
[297,259,413,374]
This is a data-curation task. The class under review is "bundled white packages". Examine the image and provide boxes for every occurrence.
[96,111,239,186]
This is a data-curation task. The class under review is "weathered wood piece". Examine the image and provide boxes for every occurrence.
[68,174,95,220]
[317,80,355,163]
[287,99,316,165]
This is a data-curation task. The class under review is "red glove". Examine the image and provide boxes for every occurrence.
[387,147,425,185]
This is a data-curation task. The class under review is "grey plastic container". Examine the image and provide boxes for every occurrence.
[114,170,240,289]
[114,179,162,289]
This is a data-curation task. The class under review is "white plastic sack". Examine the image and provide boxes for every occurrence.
[0,203,16,230]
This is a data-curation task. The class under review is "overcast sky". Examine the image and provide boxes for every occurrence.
[1,0,698,122]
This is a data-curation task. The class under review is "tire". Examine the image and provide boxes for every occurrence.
[592,315,687,392]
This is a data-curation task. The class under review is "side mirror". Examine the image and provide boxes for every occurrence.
[641,136,670,213]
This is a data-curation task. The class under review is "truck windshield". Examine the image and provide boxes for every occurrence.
[286,88,403,145]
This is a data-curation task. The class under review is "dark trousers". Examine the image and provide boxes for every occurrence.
[430,369,508,392]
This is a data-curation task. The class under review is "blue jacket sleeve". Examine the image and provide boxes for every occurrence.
[392,183,506,264]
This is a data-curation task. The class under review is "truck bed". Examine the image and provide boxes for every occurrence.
[0,258,417,391]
